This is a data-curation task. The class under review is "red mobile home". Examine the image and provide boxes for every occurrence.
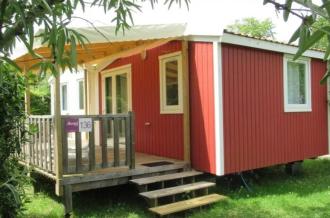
[16,23,329,213]
[89,26,329,176]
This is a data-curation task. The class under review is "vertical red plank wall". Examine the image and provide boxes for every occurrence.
[99,41,184,160]
[189,42,216,174]
[222,43,328,174]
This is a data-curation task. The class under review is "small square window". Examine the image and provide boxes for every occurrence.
[283,55,311,112]
[159,52,183,114]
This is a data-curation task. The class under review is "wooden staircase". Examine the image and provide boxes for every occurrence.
[130,170,226,216]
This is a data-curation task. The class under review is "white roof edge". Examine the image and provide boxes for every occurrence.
[221,32,325,60]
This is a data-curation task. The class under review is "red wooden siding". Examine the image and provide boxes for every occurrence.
[99,41,184,160]
[189,42,216,174]
[222,43,328,174]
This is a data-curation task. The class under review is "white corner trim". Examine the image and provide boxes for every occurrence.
[213,41,225,176]
[222,33,324,60]
[283,55,312,113]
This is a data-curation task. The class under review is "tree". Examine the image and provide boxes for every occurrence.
[227,17,276,39]
[264,0,330,83]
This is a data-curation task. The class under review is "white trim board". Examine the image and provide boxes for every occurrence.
[213,41,225,176]
[221,33,324,60]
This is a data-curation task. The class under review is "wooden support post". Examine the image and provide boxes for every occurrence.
[182,41,191,164]
[63,185,73,215]
[54,73,63,196]
[24,67,32,166]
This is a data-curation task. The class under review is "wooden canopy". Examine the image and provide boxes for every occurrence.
[15,40,158,70]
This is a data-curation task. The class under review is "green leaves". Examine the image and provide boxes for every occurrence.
[0,57,21,72]
[294,29,324,60]
[283,0,293,21]
[227,17,276,39]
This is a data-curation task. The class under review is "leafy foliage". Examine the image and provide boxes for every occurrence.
[311,17,328,50]
[227,17,276,39]
[264,0,330,83]
[30,76,51,115]
[0,64,28,217]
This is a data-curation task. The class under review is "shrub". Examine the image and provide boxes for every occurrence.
[0,64,28,217]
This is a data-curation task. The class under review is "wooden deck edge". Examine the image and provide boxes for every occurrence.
[19,160,56,180]
[61,162,189,186]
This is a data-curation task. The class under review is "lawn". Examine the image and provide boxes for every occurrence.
[20,158,330,218]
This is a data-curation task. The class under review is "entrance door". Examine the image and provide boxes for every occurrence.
[102,65,132,137]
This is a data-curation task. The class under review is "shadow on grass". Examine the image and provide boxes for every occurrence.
[72,184,150,218]
[215,159,330,197]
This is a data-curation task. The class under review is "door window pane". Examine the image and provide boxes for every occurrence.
[105,77,112,114]
[165,60,179,106]
[287,61,306,104]
[116,73,128,113]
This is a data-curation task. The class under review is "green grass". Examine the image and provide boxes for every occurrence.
[20,158,330,218]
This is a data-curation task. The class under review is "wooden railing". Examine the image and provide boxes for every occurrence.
[61,112,135,174]
[21,112,135,176]
[21,115,54,173]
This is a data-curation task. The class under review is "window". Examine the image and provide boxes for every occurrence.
[159,52,183,114]
[78,80,84,110]
[283,55,311,112]
[61,84,68,111]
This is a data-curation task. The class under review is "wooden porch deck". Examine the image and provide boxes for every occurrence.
[20,114,189,214]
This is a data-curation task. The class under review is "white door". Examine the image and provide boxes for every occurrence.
[102,65,132,115]
[101,65,132,138]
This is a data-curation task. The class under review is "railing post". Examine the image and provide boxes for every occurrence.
[101,117,108,168]
[113,117,120,167]
[88,119,95,171]
[129,111,135,169]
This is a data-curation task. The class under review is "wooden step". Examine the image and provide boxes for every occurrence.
[130,170,202,186]
[139,181,215,200]
[149,194,226,216]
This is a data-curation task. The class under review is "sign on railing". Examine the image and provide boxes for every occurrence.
[64,118,93,132]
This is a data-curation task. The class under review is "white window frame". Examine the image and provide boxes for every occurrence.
[283,55,312,112]
[77,79,85,111]
[159,51,183,114]
[61,83,68,113]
